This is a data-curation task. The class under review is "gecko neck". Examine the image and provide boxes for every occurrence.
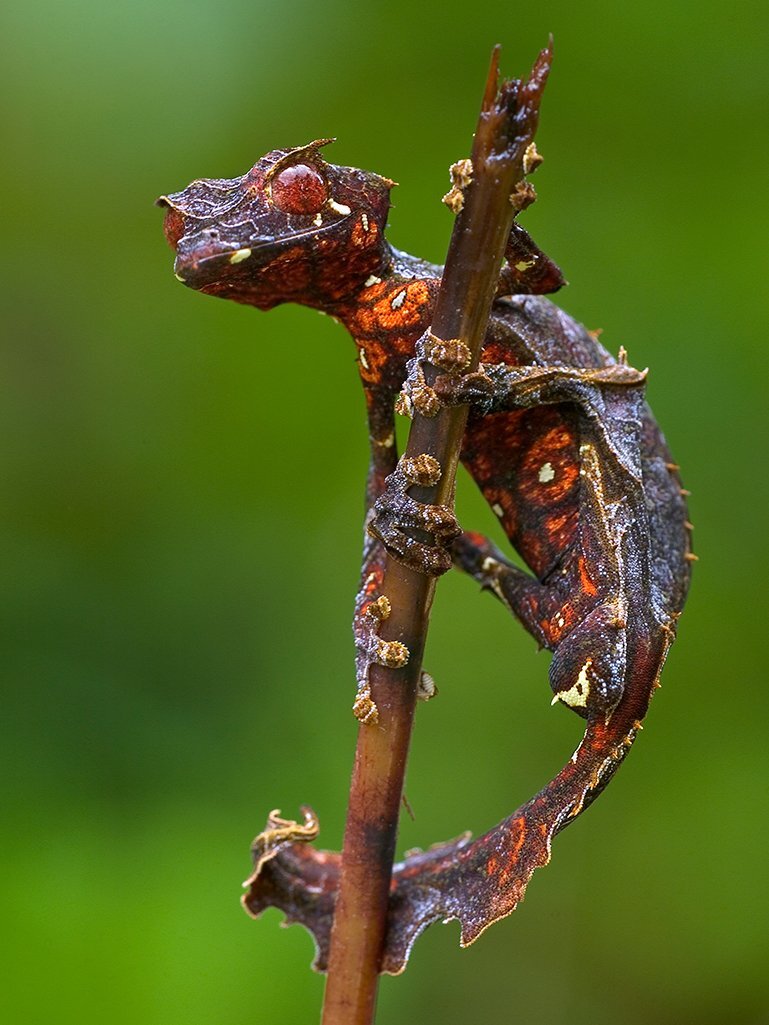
[330,243,443,335]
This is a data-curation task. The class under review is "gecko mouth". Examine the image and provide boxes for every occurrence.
[171,214,353,287]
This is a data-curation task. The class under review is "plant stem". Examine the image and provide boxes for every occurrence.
[320,44,551,1025]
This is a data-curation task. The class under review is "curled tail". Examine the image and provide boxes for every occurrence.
[242,698,650,974]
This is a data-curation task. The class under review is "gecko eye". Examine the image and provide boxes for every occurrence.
[162,207,186,250]
[271,163,328,214]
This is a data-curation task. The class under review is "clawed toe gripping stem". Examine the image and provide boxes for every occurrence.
[368,451,461,576]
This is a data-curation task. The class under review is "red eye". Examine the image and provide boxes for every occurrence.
[271,163,328,214]
[163,207,186,249]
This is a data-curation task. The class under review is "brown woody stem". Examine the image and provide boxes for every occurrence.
[320,43,551,1025]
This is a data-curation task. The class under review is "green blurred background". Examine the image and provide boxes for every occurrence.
[3,1,768,1022]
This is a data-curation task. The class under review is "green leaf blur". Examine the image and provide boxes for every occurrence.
[2,1,767,1023]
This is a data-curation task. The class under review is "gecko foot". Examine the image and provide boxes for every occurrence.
[395,330,473,419]
[368,455,461,575]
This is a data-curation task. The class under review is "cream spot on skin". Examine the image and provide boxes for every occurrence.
[492,502,504,517]
[375,432,395,448]
[364,275,382,287]
[390,289,407,310]
[359,348,369,370]
[538,461,555,483]
[361,213,369,232]
[329,199,351,216]
[552,660,592,708]
[515,258,536,271]
[229,248,252,264]
[312,212,323,227]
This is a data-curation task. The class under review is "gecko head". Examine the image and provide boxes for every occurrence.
[157,140,395,310]
[548,603,627,722]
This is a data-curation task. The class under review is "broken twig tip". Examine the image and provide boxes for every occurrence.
[524,36,554,101]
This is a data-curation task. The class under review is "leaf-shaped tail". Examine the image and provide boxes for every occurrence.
[242,701,646,974]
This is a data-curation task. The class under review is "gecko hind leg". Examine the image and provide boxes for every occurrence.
[435,361,647,481]
[452,531,556,650]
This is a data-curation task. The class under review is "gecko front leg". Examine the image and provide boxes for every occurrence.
[352,393,439,724]
[367,452,462,576]
[367,329,471,576]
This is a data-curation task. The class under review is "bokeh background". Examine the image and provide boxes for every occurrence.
[3,1,768,1022]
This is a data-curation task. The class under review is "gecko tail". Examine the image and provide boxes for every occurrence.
[241,712,642,975]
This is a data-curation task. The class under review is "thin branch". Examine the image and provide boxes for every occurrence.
[320,43,552,1025]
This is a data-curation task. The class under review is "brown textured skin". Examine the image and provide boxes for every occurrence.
[160,142,692,971]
